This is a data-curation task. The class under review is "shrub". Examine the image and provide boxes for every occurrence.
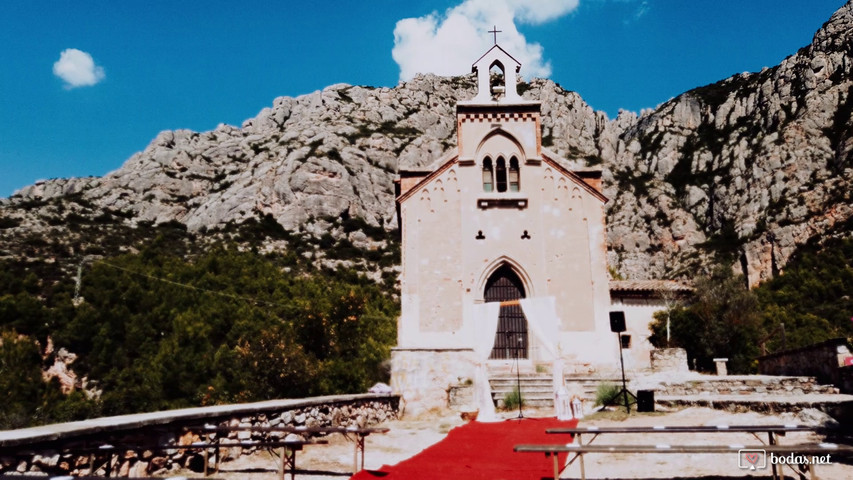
[594,382,622,407]
[503,387,524,410]
[0,245,399,424]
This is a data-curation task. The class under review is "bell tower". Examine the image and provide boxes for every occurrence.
[468,44,525,103]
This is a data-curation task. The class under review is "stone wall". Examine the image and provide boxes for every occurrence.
[650,348,689,373]
[448,384,474,408]
[390,348,477,417]
[758,338,853,392]
[651,376,839,396]
[0,394,398,477]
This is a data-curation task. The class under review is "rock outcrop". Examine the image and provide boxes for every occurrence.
[3,2,853,286]
[604,2,853,285]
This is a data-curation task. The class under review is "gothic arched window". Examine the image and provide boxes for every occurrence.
[509,156,520,192]
[482,157,494,192]
[496,156,507,193]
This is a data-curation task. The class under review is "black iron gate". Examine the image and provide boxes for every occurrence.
[485,265,528,359]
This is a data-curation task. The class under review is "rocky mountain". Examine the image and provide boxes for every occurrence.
[604,2,853,286]
[2,2,853,287]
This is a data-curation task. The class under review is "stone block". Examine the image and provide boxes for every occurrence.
[391,348,477,417]
[448,384,474,407]
[129,460,149,477]
[650,348,688,373]
[150,456,168,470]
[713,358,728,376]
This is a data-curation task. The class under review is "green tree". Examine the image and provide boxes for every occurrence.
[0,330,45,428]
[754,237,853,351]
[0,239,398,425]
[233,325,316,401]
[650,268,760,373]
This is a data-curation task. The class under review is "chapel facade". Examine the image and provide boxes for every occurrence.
[391,45,621,415]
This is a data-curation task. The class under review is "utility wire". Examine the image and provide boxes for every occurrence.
[0,235,299,309]
[93,260,291,309]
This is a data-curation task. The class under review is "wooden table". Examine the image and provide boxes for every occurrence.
[528,424,824,480]
[515,441,852,480]
[71,439,326,480]
[196,424,390,475]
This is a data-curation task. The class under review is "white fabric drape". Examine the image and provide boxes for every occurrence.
[471,302,501,421]
[519,297,560,360]
[472,302,501,359]
[519,297,566,416]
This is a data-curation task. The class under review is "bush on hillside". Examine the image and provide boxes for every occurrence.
[0,245,398,425]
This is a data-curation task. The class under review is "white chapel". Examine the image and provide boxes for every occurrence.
[391,44,628,416]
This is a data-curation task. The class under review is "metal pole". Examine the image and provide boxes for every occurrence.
[618,332,629,414]
[516,335,523,419]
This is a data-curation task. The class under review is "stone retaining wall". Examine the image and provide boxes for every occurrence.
[758,338,853,392]
[652,376,839,396]
[654,397,853,421]
[391,348,477,417]
[0,393,398,477]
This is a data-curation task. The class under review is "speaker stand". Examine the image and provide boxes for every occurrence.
[600,331,637,413]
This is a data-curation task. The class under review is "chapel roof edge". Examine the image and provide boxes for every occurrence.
[541,150,608,203]
[471,44,521,72]
[396,152,460,205]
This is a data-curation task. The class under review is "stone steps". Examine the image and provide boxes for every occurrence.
[654,393,853,422]
[489,372,845,409]
[489,374,625,407]
[490,375,553,408]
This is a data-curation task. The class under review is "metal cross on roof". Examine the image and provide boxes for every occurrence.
[488,25,502,45]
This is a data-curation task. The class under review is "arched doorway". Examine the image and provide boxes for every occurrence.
[484,265,528,359]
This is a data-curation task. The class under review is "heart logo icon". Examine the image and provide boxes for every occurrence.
[739,449,765,470]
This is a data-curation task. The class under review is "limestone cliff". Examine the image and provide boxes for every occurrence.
[605,2,853,285]
[2,2,853,286]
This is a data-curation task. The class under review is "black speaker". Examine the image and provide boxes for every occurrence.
[637,390,655,412]
[609,311,626,333]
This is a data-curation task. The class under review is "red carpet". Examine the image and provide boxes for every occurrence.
[351,417,577,480]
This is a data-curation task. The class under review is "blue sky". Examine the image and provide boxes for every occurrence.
[0,0,846,198]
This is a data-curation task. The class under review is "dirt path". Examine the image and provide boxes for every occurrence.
[169,406,852,479]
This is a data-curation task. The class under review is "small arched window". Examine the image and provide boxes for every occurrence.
[509,157,520,192]
[482,157,494,192]
[495,157,507,193]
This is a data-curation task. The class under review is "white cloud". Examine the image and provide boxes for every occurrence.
[53,48,105,88]
[624,0,649,25]
[392,0,579,82]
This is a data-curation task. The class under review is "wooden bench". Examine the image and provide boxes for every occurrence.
[63,438,326,480]
[522,424,832,480]
[179,439,328,480]
[547,424,817,480]
[515,442,853,480]
[194,424,390,476]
